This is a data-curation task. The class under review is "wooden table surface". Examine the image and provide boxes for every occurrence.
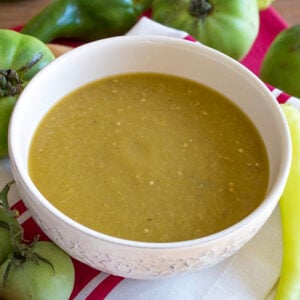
[0,0,299,29]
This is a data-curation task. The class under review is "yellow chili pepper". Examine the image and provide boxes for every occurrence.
[276,103,300,299]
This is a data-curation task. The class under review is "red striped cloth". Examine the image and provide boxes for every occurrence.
[6,6,298,300]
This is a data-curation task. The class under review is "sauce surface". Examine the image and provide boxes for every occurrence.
[29,73,269,242]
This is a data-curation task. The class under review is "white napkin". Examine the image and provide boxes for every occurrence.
[0,17,283,300]
[127,16,189,39]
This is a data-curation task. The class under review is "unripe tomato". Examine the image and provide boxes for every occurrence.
[0,241,75,300]
[152,0,259,60]
[260,25,300,98]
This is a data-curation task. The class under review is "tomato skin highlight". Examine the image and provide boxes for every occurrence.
[0,241,75,300]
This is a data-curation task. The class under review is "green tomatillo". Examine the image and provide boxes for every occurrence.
[151,0,260,61]
[0,29,55,158]
[260,25,300,98]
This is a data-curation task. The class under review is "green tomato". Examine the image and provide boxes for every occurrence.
[0,29,55,158]
[0,96,16,158]
[151,0,259,60]
[0,241,75,300]
[260,25,300,98]
[0,207,14,265]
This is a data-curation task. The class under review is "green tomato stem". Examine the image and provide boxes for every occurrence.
[0,69,22,97]
[0,181,15,210]
[0,52,43,98]
[0,182,24,256]
[189,0,213,20]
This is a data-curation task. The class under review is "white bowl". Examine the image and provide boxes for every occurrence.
[8,36,291,279]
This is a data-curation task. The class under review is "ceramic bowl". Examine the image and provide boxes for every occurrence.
[8,36,291,279]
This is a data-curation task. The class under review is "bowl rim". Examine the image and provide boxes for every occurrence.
[8,35,292,249]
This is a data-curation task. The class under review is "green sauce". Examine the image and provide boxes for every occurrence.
[29,73,269,242]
